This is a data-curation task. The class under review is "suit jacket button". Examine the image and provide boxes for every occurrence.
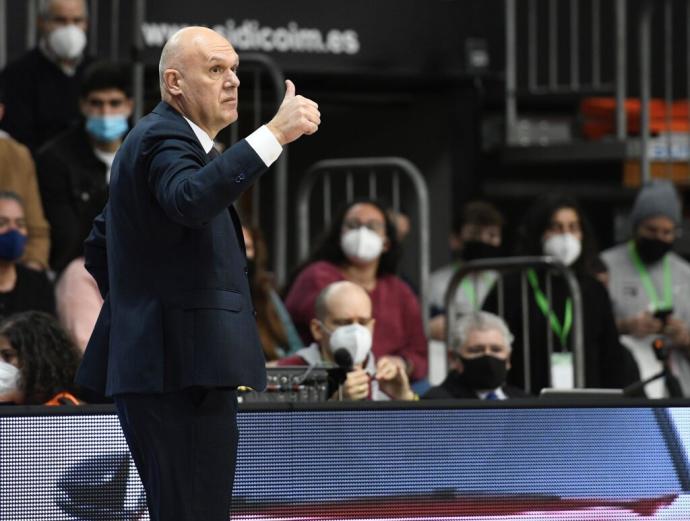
[252,309,257,317]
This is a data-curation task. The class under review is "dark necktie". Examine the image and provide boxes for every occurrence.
[485,391,499,400]
[207,147,220,161]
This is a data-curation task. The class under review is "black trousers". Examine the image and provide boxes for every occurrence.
[114,387,238,521]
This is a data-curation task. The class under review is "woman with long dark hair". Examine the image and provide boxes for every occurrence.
[242,225,302,361]
[483,193,639,393]
[0,311,82,404]
[284,199,428,381]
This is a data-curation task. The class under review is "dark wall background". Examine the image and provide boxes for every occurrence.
[3,0,687,275]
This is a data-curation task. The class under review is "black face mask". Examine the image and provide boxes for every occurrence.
[635,237,673,265]
[462,241,503,262]
[459,355,508,390]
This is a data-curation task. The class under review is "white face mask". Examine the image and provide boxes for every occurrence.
[340,227,384,263]
[543,233,582,266]
[0,360,19,395]
[328,323,373,366]
[47,25,87,60]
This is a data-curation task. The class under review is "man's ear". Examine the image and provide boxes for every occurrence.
[123,98,135,118]
[164,69,183,96]
[449,233,462,252]
[310,318,324,343]
[78,98,89,118]
[448,351,464,373]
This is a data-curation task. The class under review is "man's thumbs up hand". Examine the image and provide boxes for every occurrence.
[283,79,296,100]
[266,79,320,146]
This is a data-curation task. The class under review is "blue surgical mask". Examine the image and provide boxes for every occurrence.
[85,115,129,143]
[0,229,27,262]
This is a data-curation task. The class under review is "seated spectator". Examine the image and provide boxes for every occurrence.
[284,199,428,382]
[0,0,92,151]
[424,311,529,399]
[0,89,51,270]
[279,281,415,400]
[0,311,82,404]
[242,225,302,361]
[602,181,690,397]
[429,200,504,341]
[0,192,55,319]
[483,193,639,393]
[36,61,132,273]
[55,256,102,352]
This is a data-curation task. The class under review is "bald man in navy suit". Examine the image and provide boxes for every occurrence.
[76,26,320,521]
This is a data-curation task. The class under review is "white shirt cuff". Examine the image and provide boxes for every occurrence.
[246,125,282,167]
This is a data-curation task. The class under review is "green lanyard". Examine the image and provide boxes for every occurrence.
[627,241,673,311]
[526,269,573,348]
[459,272,492,311]
[460,278,478,310]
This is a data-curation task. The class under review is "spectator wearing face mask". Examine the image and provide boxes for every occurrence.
[0,311,82,405]
[428,200,504,342]
[0,192,55,321]
[285,199,428,383]
[279,281,415,400]
[424,311,529,400]
[483,194,639,393]
[0,0,91,151]
[0,87,51,271]
[36,61,133,274]
[602,181,690,397]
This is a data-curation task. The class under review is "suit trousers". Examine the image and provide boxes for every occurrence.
[114,387,238,521]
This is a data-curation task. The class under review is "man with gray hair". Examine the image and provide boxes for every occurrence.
[424,311,529,399]
[1,0,91,150]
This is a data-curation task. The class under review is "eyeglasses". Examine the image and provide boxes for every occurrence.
[49,16,87,25]
[331,317,374,327]
[343,219,385,233]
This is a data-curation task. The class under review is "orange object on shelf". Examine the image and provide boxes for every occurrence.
[580,97,690,140]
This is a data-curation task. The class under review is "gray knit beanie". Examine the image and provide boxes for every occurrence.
[630,180,681,231]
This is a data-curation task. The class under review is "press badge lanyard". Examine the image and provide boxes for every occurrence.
[459,273,490,311]
[526,269,573,349]
[627,241,673,311]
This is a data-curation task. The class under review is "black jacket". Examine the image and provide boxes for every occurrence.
[76,102,268,396]
[483,271,640,393]
[36,124,109,273]
[0,48,91,151]
[423,371,530,399]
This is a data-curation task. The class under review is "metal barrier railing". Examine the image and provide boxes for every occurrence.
[296,157,430,333]
[504,0,620,146]
[444,256,585,393]
[504,0,690,185]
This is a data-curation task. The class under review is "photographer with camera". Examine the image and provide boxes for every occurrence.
[602,181,690,397]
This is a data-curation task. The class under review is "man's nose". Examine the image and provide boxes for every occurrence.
[224,70,240,88]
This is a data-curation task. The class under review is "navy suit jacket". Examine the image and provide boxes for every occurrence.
[76,101,268,396]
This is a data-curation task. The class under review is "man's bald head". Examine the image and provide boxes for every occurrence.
[311,281,374,354]
[38,0,87,20]
[314,281,372,323]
